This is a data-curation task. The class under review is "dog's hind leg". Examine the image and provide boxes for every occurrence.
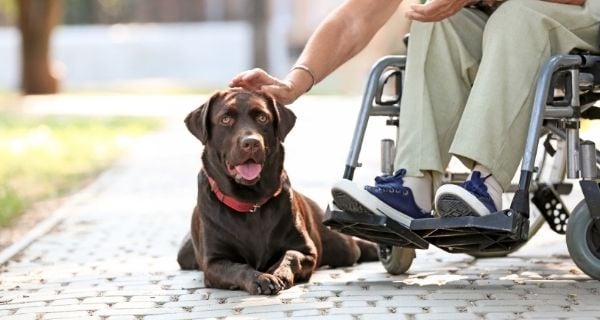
[355,238,379,262]
[319,226,378,267]
[177,232,199,270]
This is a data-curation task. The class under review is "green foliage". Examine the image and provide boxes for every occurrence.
[0,0,16,23]
[0,113,162,226]
[0,189,24,226]
[63,0,131,24]
[97,0,127,15]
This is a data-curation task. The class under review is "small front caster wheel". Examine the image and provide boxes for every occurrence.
[566,200,600,280]
[378,245,415,275]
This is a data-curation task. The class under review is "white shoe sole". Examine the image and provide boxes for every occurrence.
[434,184,491,218]
[331,179,413,227]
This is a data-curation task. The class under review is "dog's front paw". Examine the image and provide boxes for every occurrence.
[247,273,286,295]
[272,268,294,289]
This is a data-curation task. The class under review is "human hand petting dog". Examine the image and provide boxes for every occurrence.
[229,67,311,105]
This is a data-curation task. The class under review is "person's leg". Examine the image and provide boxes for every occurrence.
[395,8,488,190]
[332,8,488,223]
[436,0,600,217]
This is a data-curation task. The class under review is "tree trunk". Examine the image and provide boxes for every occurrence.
[250,0,269,71]
[18,0,61,94]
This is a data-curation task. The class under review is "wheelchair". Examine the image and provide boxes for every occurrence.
[323,49,600,281]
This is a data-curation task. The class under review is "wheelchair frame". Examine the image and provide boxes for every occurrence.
[323,53,600,280]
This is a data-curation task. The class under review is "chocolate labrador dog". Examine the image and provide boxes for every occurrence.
[177,88,378,295]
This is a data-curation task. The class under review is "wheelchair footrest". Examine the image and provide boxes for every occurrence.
[323,205,429,249]
[324,205,529,254]
[411,210,529,254]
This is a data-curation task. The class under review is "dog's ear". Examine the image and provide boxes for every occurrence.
[185,93,217,144]
[270,98,296,142]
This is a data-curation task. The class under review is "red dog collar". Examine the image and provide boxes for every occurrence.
[202,171,282,213]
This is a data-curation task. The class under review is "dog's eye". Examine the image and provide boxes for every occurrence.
[220,116,233,126]
[256,113,269,124]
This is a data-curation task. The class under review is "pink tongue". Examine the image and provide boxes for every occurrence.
[235,163,262,180]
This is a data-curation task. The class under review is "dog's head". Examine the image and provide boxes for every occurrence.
[185,88,296,186]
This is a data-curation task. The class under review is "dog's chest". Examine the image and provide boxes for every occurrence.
[202,197,301,270]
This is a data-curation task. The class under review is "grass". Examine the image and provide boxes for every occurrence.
[0,112,162,227]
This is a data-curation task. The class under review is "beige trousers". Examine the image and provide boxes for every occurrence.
[394,0,600,190]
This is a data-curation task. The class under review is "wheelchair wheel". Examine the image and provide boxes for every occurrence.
[566,200,600,280]
[378,244,415,275]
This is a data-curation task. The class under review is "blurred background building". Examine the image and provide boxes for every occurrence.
[0,0,415,95]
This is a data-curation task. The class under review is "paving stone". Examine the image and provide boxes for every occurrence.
[428,292,489,300]
[144,309,233,319]
[235,301,335,315]
[82,296,127,304]
[15,303,108,314]
[48,299,80,306]
[105,317,137,320]
[43,311,99,319]
[414,313,483,320]
[483,312,523,320]
[474,299,550,307]
[231,312,290,319]
[428,306,464,313]
[326,306,398,315]
[468,305,530,313]
[0,314,38,320]
[0,302,47,311]
[94,307,184,317]
[173,293,209,302]
[521,311,600,318]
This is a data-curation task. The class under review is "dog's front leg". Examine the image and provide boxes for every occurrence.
[204,260,286,295]
[268,250,317,289]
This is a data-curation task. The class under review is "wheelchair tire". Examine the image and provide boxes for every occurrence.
[378,245,415,275]
[566,200,600,280]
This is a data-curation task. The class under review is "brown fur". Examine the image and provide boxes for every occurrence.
[177,88,378,295]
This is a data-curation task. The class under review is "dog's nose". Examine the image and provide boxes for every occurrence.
[241,135,262,152]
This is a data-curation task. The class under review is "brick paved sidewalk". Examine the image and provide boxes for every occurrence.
[0,96,598,320]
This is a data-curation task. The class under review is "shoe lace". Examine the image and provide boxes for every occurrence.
[462,171,493,200]
[374,168,407,185]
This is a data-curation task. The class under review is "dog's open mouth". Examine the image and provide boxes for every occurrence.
[227,160,263,184]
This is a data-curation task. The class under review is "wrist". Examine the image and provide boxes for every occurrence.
[287,64,316,94]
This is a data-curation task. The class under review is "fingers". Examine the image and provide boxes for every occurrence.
[229,68,278,91]
[229,69,297,105]
[405,0,467,22]
[260,83,296,105]
[406,3,448,22]
[230,68,302,105]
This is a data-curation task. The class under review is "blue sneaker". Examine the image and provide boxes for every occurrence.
[434,171,499,218]
[331,169,431,227]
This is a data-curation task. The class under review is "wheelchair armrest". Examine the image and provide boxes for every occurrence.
[375,68,403,106]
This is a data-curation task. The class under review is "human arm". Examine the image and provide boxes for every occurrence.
[229,0,403,105]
